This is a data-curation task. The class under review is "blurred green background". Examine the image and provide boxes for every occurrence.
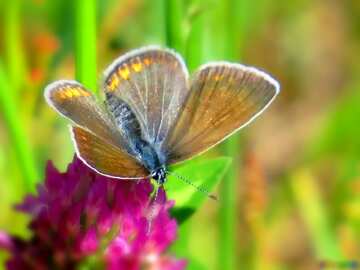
[1,0,360,269]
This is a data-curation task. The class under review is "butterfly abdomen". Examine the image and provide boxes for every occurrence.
[105,92,141,137]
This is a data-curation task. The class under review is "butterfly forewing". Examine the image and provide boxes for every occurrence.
[45,80,126,148]
[103,46,189,149]
[71,126,148,179]
[164,63,280,164]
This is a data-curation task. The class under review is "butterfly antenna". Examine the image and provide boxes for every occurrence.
[167,171,218,201]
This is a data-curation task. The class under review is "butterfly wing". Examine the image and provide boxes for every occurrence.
[102,46,189,150]
[164,62,280,164]
[45,80,128,149]
[45,80,147,178]
[71,126,148,178]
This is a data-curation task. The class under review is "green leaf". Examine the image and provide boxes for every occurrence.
[165,157,231,222]
[187,256,207,270]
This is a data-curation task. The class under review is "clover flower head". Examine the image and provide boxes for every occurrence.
[0,156,186,270]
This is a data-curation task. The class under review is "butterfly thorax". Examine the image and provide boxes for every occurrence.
[135,141,167,184]
[134,140,168,184]
[133,139,164,169]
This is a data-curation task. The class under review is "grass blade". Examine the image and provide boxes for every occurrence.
[213,0,243,268]
[3,0,27,92]
[74,0,97,92]
[290,169,343,259]
[0,63,38,193]
[164,0,185,54]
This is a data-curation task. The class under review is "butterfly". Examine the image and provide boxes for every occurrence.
[45,46,280,185]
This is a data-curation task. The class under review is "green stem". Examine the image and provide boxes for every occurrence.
[164,0,193,261]
[185,7,205,72]
[75,0,97,92]
[219,137,240,270]
[3,0,27,93]
[216,0,242,269]
[290,169,343,260]
[148,0,167,45]
[0,63,38,193]
[164,0,184,54]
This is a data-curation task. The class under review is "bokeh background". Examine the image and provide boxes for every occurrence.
[1,0,360,269]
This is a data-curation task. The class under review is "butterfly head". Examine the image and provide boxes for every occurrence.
[151,166,167,185]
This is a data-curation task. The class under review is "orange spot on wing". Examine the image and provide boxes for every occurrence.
[80,89,91,97]
[65,90,73,98]
[71,88,81,97]
[58,92,67,100]
[132,62,142,72]
[143,58,151,66]
[118,66,130,80]
[56,87,91,100]
[108,75,120,91]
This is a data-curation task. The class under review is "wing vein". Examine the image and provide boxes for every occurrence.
[143,64,150,137]
[155,73,167,143]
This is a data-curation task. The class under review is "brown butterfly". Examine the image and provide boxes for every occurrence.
[45,46,280,185]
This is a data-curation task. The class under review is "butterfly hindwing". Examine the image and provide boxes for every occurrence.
[164,62,280,164]
[103,46,189,149]
[71,126,148,179]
